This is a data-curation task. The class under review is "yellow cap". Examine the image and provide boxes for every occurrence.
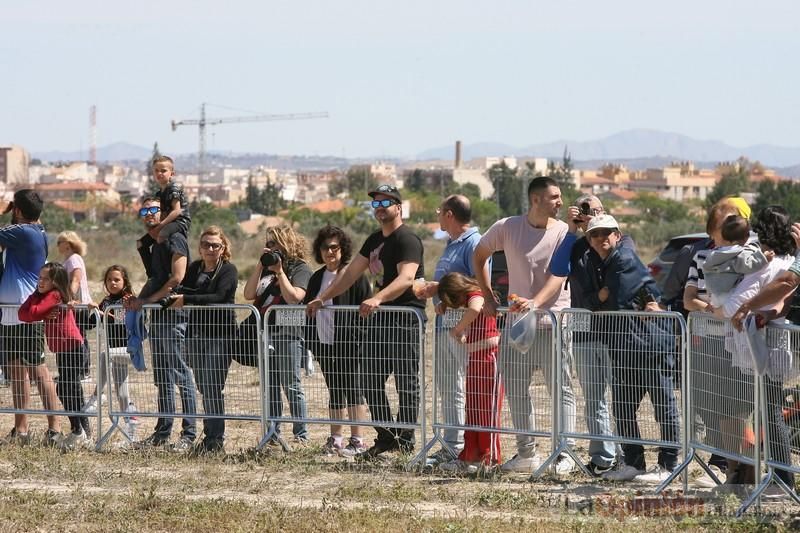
[720,196,752,220]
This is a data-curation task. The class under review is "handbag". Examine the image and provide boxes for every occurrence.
[232,311,260,367]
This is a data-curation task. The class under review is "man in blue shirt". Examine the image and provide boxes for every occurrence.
[425,195,489,466]
[0,189,61,445]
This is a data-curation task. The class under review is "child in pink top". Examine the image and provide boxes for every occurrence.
[19,262,89,448]
[435,272,503,473]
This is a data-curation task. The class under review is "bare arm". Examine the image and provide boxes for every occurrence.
[472,243,497,315]
[683,284,712,313]
[69,268,82,299]
[306,255,369,316]
[531,274,567,309]
[451,295,483,339]
[732,270,800,330]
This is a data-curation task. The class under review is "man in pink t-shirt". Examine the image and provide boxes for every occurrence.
[473,176,576,474]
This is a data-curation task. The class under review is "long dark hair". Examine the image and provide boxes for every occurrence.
[41,262,71,303]
[437,272,481,310]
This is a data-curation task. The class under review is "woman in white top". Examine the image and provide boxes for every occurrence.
[57,231,92,380]
[712,206,796,488]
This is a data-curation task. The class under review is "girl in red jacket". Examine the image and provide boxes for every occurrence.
[19,262,89,449]
[435,272,504,474]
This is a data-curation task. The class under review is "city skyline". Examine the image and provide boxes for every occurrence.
[3,0,799,158]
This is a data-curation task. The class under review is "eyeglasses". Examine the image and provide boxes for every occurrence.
[321,243,341,252]
[138,206,160,217]
[371,199,397,209]
[436,206,451,215]
[200,241,223,251]
[589,228,616,239]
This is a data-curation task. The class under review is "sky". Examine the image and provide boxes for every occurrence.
[2,0,800,159]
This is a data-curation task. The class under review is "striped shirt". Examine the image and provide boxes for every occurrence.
[686,247,713,301]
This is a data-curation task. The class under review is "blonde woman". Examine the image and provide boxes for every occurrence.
[244,225,312,444]
[57,230,92,381]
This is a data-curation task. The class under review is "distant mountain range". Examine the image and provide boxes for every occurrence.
[31,129,800,177]
[418,129,800,169]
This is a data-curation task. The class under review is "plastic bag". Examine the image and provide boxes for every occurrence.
[509,310,537,353]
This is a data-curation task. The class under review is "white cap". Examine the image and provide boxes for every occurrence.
[586,214,619,233]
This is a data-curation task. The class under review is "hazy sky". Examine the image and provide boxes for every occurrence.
[3,0,799,158]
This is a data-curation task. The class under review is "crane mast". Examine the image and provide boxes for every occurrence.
[171,103,328,179]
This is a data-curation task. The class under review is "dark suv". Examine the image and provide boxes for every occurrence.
[491,251,509,305]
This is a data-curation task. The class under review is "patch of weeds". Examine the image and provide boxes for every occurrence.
[474,487,552,510]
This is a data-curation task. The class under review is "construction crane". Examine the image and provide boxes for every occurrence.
[171,102,328,178]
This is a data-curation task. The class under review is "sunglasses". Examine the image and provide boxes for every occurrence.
[589,228,616,239]
[200,241,223,251]
[371,199,397,209]
[139,206,161,217]
[321,243,341,252]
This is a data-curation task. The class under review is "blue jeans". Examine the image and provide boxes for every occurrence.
[573,341,617,468]
[150,310,197,441]
[188,336,230,446]
[268,336,308,440]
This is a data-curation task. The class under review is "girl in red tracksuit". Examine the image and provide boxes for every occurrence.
[19,262,89,447]
[436,272,504,473]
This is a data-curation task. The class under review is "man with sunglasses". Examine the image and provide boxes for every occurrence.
[306,184,425,459]
[129,197,197,451]
[577,214,679,483]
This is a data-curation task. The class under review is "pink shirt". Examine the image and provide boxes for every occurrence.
[480,215,571,311]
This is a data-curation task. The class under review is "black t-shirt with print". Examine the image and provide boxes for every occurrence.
[254,258,313,320]
[358,224,425,309]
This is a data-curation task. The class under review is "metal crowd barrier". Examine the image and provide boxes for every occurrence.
[262,304,427,466]
[423,307,561,476]
[0,304,102,446]
[557,308,685,488]
[96,304,266,451]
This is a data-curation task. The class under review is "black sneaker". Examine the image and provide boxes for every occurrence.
[355,439,400,461]
[134,433,169,449]
[586,461,617,477]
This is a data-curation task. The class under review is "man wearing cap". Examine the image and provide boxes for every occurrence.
[472,176,575,474]
[307,184,425,458]
[541,194,635,476]
[577,214,680,483]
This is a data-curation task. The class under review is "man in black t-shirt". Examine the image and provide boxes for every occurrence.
[128,197,197,451]
[307,184,425,458]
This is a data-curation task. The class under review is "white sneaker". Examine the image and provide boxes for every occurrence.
[0,369,8,387]
[60,430,89,451]
[602,464,646,481]
[439,459,478,475]
[555,454,577,475]
[82,394,106,414]
[635,465,672,484]
[425,447,458,467]
[693,465,727,488]
[500,453,542,473]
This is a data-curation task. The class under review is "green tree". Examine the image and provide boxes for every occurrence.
[705,161,752,208]
[189,200,242,239]
[489,162,525,217]
[545,146,580,202]
[346,166,377,199]
[632,193,689,224]
[753,180,800,220]
[40,204,76,232]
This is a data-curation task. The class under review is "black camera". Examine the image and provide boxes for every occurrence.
[573,202,592,224]
[158,295,179,309]
[260,250,285,268]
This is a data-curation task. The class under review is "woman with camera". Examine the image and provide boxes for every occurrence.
[168,225,238,454]
[244,224,312,444]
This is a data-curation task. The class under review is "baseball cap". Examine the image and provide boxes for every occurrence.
[368,184,402,202]
[586,214,620,233]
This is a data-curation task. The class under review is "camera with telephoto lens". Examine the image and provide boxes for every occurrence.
[260,250,285,268]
